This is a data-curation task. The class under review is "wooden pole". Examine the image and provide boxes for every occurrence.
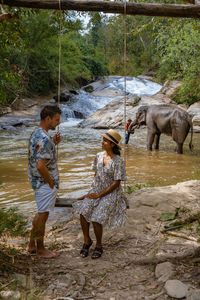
[2,0,200,18]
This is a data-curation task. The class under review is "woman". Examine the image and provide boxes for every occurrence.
[73,129,127,259]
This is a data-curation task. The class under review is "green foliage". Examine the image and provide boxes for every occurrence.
[0,10,24,103]
[155,19,200,105]
[0,9,108,103]
[1,8,199,107]
[0,207,28,237]
[174,62,200,105]
[126,183,155,194]
[160,208,180,221]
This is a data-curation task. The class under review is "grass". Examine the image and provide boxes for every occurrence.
[126,183,155,194]
[191,170,200,180]
[0,207,28,238]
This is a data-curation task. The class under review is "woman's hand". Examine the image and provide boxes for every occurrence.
[77,195,86,200]
[86,193,100,199]
[77,193,100,200]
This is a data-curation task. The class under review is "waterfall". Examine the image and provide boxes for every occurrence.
[61,76,162,125]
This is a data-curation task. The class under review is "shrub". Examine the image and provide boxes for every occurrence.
[0,208,28,237]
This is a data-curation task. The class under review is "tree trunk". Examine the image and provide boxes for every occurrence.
[2,0,200,18]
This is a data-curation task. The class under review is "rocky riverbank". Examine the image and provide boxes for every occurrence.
[1,180,200,299]
[1,77,200,299]
[79,79,200,132]
[1,77,200,132]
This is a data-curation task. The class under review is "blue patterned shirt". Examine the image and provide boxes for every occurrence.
[28,127,59,190]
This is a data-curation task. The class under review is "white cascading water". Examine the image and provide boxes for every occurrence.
[61,76,162,126]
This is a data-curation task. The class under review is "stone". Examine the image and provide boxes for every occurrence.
[188,101,200,126]
[10,98,37,110]
[13,273,34,289]
[0,107,12,116]
[69,89,78,95]
[82,79,105,93]
[186,290,200,300]
[98,287,106,293]
[71,291,80,298]
[0,290,21,299]
[144,71,157,77]
[164,280,188,299]
[83,85,94,93]
[78,81,175,129]
[155,262,175,282]
[161,80,181,96]
[54,93,71,103]
[73,110,84,119]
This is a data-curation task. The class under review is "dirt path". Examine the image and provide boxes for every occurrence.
[2,180,199,299]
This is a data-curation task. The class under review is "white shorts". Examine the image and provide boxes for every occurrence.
[34,183,58,213]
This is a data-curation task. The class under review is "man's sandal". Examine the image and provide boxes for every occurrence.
[91,247,103,259]
[80,241,93,258]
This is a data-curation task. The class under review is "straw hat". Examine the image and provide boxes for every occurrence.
[101,129,122,149]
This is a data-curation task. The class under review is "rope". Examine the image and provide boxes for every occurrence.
[57,0,62,158]
[123,0,129,208]
[58,0,62,106]
[56,0,128,207]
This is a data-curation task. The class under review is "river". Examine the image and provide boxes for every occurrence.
[0,76,200,219]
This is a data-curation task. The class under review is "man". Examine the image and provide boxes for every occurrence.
[28,105,61,258]
[125,119,132,144]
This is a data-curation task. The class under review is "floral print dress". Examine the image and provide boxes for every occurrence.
[73,151,127,228]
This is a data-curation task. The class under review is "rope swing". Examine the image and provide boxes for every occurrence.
[58,0,62,106]
[123,0,129,208]
[55,4,129,207]
[56,0,62,158]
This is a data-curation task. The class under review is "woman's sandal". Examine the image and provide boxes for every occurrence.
[80,241,93,258]
[91,247,103,259]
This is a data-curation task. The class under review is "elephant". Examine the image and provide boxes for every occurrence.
[128,104,193,154]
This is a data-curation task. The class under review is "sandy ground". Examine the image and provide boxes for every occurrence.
[1,180,200,299]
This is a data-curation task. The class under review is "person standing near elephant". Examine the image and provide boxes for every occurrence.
[125,119,132,144]
[28,105,61,259]
[73,129,127,259]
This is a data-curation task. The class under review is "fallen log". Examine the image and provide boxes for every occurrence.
[124,247,200,265]
[55,197,74,207]
[2,0,200,19]
[160,230,200,243]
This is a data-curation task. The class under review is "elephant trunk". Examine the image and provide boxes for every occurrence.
[128,120,138,133]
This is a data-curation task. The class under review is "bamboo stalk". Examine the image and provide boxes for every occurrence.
[2,0,200,19]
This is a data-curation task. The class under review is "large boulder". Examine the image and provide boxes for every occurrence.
[82,78,108,93]
[188,101,200,126]
[78,82,175,129]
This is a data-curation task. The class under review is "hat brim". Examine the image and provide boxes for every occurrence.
[101,133,122,149]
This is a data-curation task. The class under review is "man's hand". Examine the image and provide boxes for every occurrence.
[49,178,55,189]
[37,159,55,189]
[53,132,61,145]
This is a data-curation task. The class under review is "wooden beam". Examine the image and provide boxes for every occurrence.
[2,0,200,18]
[182,0,195,3]
[55,197,74,207]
